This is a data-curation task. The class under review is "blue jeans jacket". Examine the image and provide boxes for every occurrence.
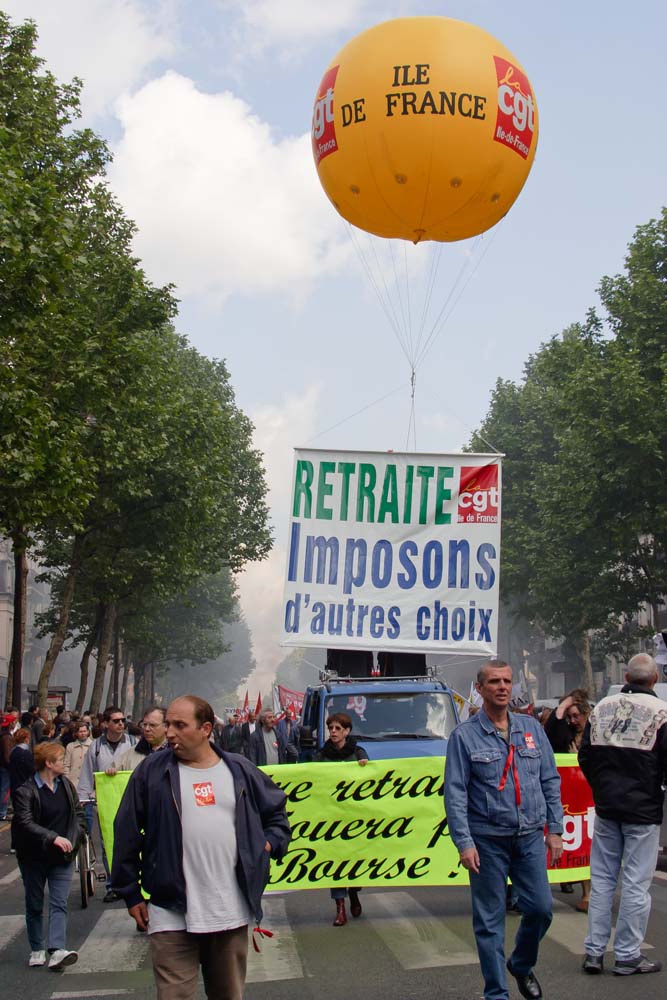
[444,709,563,853]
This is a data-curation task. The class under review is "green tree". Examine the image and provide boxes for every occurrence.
[471,210,667,689]
[0,13,174,705]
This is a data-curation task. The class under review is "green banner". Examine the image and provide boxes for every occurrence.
[95,756,591,892]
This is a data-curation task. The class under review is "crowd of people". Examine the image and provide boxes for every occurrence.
[1,656,666,1000]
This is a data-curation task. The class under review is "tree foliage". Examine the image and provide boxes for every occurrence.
[0,13,272,708]
[470,209,667,685]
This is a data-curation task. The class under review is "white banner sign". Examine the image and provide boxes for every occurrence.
[281,449,502,655]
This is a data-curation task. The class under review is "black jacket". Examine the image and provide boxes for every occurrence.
[12,774,86,865]
[111,745,291,920]
[579,683,667,825]
[544,712,577,753]
[314,737,369,762]
[9,744,35,798]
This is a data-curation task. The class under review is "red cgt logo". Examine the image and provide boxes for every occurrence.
[312,66,339,165]
[193,781,215,806]
[493,56,536,160]
[458,465,499,524]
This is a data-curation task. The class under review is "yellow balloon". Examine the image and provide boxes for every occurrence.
[311,17,538,243]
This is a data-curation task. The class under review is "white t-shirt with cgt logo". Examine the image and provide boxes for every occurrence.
[147,759,251,934]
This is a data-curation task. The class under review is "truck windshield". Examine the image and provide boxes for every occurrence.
[322,691,457,740]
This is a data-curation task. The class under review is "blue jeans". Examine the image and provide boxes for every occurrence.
[330,887,362,900]
[469,831,553,1000]
[0,767,9,819]
[585,817,660,961]
[19,860,74,952]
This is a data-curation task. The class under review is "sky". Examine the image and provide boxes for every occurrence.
[5,0,667,695]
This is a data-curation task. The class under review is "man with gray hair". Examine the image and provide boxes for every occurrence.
[247,710,289,766]
[579,653,667,976]
[445,660,563,1000]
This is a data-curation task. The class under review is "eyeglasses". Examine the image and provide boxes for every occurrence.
[109,717,125,724]
[328,724,344,731]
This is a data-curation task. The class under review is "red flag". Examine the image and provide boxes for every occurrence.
[255,692,262,716]
[242,690,249,721]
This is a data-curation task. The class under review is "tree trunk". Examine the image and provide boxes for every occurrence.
[6,537,29,710]
[112,620,121,706]
[37,535,83,708]
[577,631,595,696]
[119,650,131,715]
[132,663,148,721]
[101,670,112,713]
[89,602,117,716]
[74,605,102,714]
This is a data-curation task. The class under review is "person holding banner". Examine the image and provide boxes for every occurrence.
[579,653,667,976]
[314,712,369,926]
[444,661,563,1000]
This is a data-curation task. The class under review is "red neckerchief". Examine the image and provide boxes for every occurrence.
[498,742,521,806]
[252,925,274,952]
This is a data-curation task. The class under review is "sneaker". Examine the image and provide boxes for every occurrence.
[582,953,604,974]
[29,950,46,967]
[612,955,662,975]
[48,949,78,970]
[103,888,120,902]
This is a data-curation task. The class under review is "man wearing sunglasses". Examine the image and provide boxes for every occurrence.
[77,705,137,901]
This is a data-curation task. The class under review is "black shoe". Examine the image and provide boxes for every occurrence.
[560,882,574,894]
[612,955,662,975]
[582,953,604,974]
[348,889,362,918]
[103,889,120,903]
[507,961,542,1000]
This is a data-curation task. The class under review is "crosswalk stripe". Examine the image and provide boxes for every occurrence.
[547,899,654,954]
[0,867,21,887]
[51,992,133,998]
[65,909,149,974]
[0,915,25,951]
[546,900,595,955]
[246,897,304,983]
[363,891,477,968]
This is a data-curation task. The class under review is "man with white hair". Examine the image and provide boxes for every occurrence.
[579,652,667,976]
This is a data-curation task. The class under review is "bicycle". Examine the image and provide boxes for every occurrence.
[76,801,106,908]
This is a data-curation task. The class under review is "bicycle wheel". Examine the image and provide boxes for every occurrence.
[87,868,96,897]
[78,839,90,908]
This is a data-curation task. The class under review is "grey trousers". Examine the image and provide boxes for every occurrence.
[149,925,248,1000]
[585,817,660,961]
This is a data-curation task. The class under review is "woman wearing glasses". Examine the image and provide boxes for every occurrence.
[314,712,369,927]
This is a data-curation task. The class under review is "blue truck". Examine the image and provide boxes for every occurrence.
[298,649,460,760]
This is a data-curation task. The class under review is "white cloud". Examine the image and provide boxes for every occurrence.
[108,72,347,301]
[3,0,176,121]
[236,385,321,694]
[219,0,374,57]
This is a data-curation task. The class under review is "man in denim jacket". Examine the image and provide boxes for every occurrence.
[444,662,563,1000]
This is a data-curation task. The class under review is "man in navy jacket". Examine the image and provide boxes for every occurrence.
[112,695,290,1000]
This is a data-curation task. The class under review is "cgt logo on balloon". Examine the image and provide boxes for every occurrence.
[312,66,339,165]
[493,56,535,160]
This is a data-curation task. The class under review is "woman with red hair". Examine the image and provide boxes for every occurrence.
[12,741,86,970]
